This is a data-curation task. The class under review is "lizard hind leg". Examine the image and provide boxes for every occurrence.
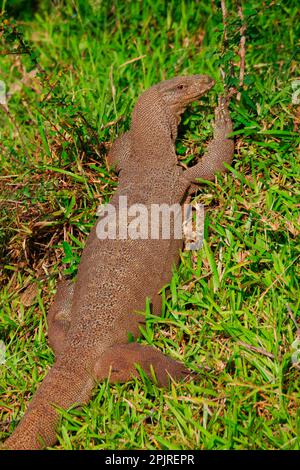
[47,278,75,357]
[94,343,193,387]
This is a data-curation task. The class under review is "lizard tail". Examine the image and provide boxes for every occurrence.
[4,361,94,450]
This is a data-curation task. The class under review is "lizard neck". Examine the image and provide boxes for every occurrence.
[129,88,178,168]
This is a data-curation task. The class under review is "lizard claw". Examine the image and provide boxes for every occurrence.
[214,94,233,135]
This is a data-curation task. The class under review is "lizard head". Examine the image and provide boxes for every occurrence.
[156,74,215,119]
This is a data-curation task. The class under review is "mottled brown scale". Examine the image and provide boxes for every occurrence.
[4,75,234,449]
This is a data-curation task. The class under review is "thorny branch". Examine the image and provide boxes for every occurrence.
[220,0,247,102]
[237,5,246,101]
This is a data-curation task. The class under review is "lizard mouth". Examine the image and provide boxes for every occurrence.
[180,76,215,106]
[192,75,215,99]
[173,76,215,118]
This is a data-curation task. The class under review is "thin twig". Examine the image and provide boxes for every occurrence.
[0,175,19,178]
[100,115,123,130]
[41,78,59,103]
[286,303,300,336]
[237,340,275,359]
[0,199,24,204]
[119,55,146,68]
[220,0,228,43]
[237,5,246,101]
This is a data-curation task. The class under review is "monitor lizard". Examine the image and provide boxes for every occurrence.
[4,75,234,449]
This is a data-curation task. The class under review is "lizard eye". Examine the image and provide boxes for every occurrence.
[177,84,184,90]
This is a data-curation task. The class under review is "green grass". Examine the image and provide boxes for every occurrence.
[0,0,299,450]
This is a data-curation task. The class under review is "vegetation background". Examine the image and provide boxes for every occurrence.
[0,0,299,450]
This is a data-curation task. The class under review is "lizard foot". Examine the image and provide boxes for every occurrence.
[214,95,233,136]
[94,343,193,387]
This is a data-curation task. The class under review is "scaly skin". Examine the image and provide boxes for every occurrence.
[4,75,234,449]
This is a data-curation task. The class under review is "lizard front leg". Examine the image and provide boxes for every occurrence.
[107,131,131,172]
[182,96,234,188]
